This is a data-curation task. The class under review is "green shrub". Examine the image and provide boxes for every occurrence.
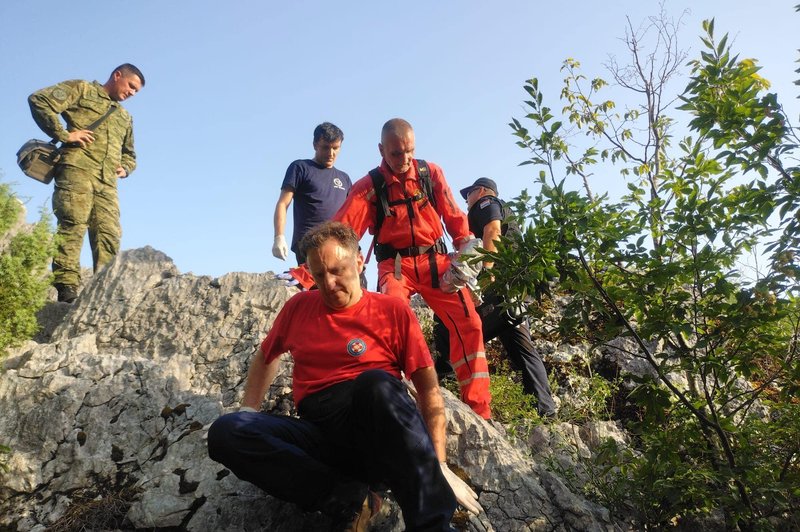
[0,180,55,361]
[494,12,800,528]
[488,359,542,426]
[557,373,619,424]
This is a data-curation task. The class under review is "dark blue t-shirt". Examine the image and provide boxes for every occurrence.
[282,159,351,253]
[467,194,505,237]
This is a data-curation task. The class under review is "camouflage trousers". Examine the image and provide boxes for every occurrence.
[52,165,121,288]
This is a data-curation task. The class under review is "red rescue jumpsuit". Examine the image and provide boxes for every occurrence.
[333,159,491,419]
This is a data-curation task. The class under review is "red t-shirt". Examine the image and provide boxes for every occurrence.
[261,290,433,404]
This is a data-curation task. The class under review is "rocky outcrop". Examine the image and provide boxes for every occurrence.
[0,247,623,531]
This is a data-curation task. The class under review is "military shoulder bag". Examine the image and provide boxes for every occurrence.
[17,104,119,184]
[16,139,61,184]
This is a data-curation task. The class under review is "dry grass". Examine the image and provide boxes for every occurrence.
[48,486,140,532]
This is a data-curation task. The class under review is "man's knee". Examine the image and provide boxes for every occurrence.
[53,188,92,226]
[207,412,249,461]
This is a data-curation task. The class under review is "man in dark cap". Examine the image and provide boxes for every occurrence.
[434,177,557,418]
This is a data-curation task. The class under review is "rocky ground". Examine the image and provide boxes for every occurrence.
[0,247,631,531]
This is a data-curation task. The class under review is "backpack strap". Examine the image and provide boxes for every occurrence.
[480,195,520,238]
[416,159,437,211]
[370,160,437,236]
[498,197,521,238]
[369,167,391,235]
[365,168,389,265]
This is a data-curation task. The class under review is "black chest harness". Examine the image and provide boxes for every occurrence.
[368,160,448,285]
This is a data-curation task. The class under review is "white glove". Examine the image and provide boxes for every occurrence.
[458,237,483,257]
[454,237,484,279]
[272,235,289,260]
[440,260,469,293]
[440,237,484,293]
[440,462,483,515]
[239,406,257,413]
[277,271,301,288]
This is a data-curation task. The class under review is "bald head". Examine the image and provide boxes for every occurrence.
[379,118,416,175]
[381,118,413,143]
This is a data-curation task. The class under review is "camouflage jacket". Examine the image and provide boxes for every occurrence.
[28,79,136,182]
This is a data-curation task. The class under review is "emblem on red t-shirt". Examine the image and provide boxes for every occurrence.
[347,338,367,357]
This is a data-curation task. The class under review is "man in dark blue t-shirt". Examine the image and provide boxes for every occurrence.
[273,123,352,264]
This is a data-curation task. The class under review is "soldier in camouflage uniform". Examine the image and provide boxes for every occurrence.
[28,64,145,303]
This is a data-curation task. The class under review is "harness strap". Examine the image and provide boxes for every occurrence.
[374,239,447,263]
[367,160,440,266]
[373,239,448,281]
[429,251,440,289]
[369,168,392,224]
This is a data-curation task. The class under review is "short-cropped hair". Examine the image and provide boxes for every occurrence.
[313,122,344,144]
[299,221,359,257]
[113,63,146,86]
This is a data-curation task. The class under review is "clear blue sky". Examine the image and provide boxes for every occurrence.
[1,1,797,283]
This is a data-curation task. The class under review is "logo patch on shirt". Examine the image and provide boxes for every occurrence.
[347,338,367,357]
[333,177,345,191]
[479,198,492,209]
[51,88,67,101]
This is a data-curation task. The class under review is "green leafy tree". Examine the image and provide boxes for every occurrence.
[493,12,800,530]
[0,178,56,360]
[0,177,54,476]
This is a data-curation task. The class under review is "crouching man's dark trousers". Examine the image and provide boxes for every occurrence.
[207,369,457,531]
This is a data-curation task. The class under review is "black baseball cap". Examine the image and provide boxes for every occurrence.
[459,177,498,200]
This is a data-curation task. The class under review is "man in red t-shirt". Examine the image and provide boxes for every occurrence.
[208,222,481,530]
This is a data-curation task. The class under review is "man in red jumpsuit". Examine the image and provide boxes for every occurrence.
[331,118,491,419]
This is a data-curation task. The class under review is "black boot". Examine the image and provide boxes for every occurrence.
[316,478,370,531]
[434,356,455,381]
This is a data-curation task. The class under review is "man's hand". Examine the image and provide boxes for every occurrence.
[116,166,128,178]
[66,129,95,147]
[440,463,483,515]
[458,237,483,257]
[241,350,280,412]
[277,271,302,290]
[440,264,468,293]
[272,235,289,260]
[440,238,484,293]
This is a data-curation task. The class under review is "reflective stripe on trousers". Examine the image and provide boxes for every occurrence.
[378,253,492,419]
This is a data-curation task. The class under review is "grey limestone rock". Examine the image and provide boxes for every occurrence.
[0,247,625,531]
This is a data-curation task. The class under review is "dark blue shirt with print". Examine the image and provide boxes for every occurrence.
[282,159,351,254]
